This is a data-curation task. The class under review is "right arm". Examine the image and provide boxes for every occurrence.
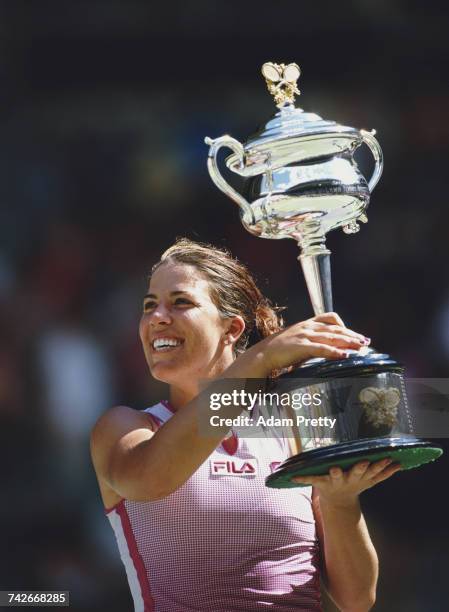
[90,313,368,502]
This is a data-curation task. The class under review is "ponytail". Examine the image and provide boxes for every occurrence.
[255,300,284,340]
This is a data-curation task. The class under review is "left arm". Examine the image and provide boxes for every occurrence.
[295,459,401,612]
[313,487,378,612]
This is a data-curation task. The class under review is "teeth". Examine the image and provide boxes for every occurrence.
[153,338,182,350]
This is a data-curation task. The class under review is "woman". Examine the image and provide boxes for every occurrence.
[90,238,400,612]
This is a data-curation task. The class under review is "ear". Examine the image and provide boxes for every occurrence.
[223,315,245,348]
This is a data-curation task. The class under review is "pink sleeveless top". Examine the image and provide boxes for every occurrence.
[106,402,322,611]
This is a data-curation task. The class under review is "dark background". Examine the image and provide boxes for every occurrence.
[1,1,448,610]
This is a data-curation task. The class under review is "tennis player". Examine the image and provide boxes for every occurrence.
[90,238,400,611]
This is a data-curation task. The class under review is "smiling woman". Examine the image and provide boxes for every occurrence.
[140,261,235,398]
[90,238,399,612]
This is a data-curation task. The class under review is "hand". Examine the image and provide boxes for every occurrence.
[253,312,370,375]
[292,459,402,507]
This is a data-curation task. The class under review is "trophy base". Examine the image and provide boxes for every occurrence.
[265,437,443,489]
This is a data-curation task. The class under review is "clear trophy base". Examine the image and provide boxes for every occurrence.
[263,350,443,489]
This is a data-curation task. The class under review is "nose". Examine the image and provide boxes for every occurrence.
[148,303,172,327]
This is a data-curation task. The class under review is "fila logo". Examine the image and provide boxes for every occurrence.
[210,459,258,476]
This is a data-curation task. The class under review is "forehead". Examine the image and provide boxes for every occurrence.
[148,262,212,297]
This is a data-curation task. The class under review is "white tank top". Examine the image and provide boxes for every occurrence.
[106,401,322,611]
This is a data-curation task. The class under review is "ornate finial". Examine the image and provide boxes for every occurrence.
[261,62,301,107]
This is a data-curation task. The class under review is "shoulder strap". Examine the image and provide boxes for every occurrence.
[143,401,174,424]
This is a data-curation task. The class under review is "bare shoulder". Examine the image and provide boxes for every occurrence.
[90,405,158,483]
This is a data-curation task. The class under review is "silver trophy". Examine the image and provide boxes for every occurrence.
[205,62,442,487]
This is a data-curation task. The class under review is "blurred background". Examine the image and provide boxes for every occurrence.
[1,1,448,610]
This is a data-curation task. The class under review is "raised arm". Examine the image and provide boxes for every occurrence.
[91,313,368,502]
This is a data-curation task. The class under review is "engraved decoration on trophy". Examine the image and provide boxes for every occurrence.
[205,62,442,487]
[359,387,401,428]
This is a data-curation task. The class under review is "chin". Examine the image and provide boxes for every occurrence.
[149,361,189,385]
[150,358,211,389]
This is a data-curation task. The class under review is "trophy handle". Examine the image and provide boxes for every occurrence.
[360,129,384,192]
[204,136,253,220]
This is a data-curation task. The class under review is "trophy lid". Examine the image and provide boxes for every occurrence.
[246,104,357,148]
[226,62,361,176]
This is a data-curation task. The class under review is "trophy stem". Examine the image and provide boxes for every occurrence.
[298,243,333,315]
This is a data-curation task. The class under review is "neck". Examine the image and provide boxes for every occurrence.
[168,384,199,410]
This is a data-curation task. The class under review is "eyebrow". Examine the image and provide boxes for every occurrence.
[143,291,191,300]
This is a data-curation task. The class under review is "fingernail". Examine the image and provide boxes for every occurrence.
[364,337,371,344]
[384,458,392,465]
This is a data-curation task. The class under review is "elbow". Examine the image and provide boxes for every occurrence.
[352,599,376,612]
[338,591,376,612]
[327,581,376,612]
[367,593,376,611]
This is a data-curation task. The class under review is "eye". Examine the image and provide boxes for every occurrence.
[174,297,193,306]
[143,300,157,312]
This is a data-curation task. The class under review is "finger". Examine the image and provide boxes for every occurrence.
[348,461,370,481]
[307,331,366,349]
[311,322,369,344]
[364,458,393,479]
[291,474,329,486]
[370,464,402,485]
[329,466,344,480]
[292,320,369,346]
[304,342,351,360]
[291,476,314,485]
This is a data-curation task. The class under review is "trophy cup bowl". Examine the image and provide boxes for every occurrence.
[205,62,443,487]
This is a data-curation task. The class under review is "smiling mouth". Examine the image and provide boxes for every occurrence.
[152,338,184,353]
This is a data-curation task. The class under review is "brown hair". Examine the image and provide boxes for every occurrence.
[151,238,284,353]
